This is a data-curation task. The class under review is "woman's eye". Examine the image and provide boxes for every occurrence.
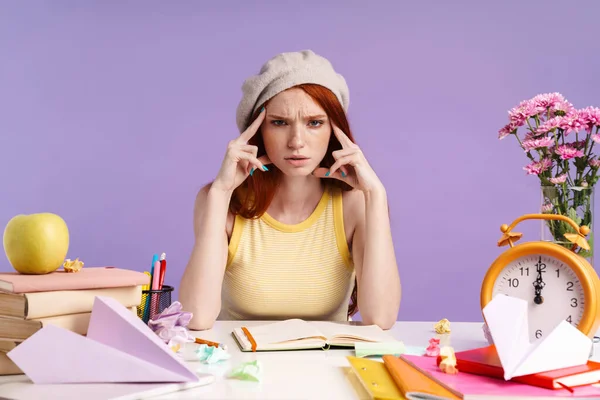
[309,120,324,127]
[271,120,286,126]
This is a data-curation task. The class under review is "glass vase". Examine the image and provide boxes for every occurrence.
[540,185,594,266]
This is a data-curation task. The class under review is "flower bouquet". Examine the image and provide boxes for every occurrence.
[498,93,600,261]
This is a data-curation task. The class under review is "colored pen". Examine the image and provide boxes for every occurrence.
[143,254,159,322]
[151,260,161,290]
[158,252,167,290]
[195,337,227,350]
[150,254,159,281]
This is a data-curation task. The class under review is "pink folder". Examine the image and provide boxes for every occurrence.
[7,296,205,384]
[403,355,600,397]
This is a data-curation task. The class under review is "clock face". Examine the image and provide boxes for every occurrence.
[491,253,585,342]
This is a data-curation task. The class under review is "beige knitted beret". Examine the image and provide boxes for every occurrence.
[235,50,350,132]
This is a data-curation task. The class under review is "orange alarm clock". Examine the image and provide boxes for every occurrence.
[481,213,600,341]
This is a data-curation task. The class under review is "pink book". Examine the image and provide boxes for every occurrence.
[0,267,150,293]
[403,355,600,397]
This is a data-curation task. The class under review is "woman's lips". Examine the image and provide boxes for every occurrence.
[285,156,310,167]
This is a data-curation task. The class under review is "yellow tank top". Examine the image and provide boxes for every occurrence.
[218,185,355,321]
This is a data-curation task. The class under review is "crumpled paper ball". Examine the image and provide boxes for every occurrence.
[148,301,195,348]
[196,344,231,364]
[227,360,262,382]
[63,258,84,273]
[434,318,451,334]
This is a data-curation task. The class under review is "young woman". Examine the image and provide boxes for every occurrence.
[179,50,400,330]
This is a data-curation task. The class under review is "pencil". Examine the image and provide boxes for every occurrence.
[195,337,227,350]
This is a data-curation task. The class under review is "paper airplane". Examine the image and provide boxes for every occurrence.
[7,296,207,384]
[483,294,592,380]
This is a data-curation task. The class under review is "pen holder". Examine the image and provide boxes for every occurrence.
[137,285,174,324]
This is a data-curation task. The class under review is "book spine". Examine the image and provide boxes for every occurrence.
[25,285,142,319]
[0,292,26,319]
[35,306,138,336]
[0,352,22,375]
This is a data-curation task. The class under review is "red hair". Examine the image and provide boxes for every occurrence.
[227,84,359,317]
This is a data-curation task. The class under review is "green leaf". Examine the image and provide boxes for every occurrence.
[566,207,582,228]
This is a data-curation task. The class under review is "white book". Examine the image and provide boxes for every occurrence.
[232,319,398,352]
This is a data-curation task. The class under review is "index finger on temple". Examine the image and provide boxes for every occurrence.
[239,107,266,142]
[332,123,352,148]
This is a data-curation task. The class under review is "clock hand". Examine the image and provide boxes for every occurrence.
[533,256,546,305]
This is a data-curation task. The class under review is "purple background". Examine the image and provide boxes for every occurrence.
[1,1,599,323]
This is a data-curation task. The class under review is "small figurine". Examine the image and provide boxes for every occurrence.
[425,337,440,357]
[438,345,458,374]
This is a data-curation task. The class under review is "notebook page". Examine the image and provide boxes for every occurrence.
[244,319,327,345]
[311,321,398,342]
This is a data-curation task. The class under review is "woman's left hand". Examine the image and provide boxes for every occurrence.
[312,124,384,193]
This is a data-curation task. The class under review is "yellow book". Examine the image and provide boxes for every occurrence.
[347,356,404,400]
[347,356,463,400]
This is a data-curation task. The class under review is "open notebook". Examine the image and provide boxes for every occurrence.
[232,319,398,352]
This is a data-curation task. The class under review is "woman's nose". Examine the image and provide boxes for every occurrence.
[287,126,306,149]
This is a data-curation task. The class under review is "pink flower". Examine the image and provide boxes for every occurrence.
[532,92,566,110]
[549,174,567,184]
[522,136,554,151]
[551,99,575,117]
[524,158,552,175]
[589,159,600,168]
[541,202,554,213]
[559,111,586,135]
[537,113,585,135]
[555,144,584,159]
[592,134,600,144]
[508,100,535,127]
[579,106,600,132]
[530,93,574,118]
[537,117,563,134]
[498,122,518,140]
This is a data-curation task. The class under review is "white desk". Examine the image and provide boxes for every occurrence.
[0,320,598,400]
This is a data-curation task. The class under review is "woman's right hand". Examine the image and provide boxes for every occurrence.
[211,107,271,193]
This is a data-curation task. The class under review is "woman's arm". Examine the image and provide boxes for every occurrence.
[179,110,268,330]
[351,186,401,329]
[313,123,401,329]
[178,185,232,330]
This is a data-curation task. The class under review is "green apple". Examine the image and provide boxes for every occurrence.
[3,213,70,275]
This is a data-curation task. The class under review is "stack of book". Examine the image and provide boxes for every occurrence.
[0,266,150,375]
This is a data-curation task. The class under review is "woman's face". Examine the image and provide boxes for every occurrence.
[261,88,332,176]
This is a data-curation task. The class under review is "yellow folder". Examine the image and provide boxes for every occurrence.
[347,356,463,400]
[347,356,404,400]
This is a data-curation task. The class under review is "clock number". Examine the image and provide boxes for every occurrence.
[508,278,519,287]
[566,281,574,291]
[520,267,529,276]
[571,298,578,307]
[556,269,560,278]
[535,329,542,339]
[567,315,573,324]
[535,261,546,271]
